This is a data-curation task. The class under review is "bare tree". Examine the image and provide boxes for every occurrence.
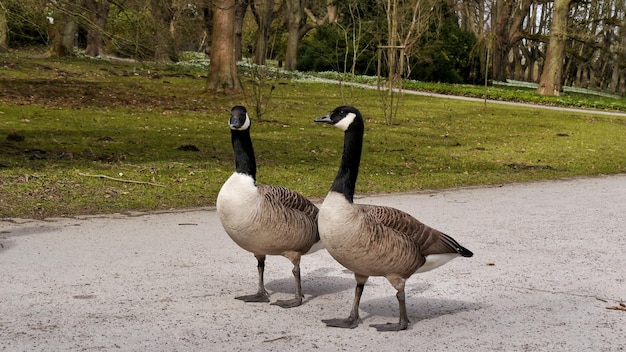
[250,0,276,64]
[607,3,626,94]
[340,0,374,79]
[49,1,80,57]
[84,0,110,57]
[207,0,242,93]
[492,0,532,81]
[564,0,626,94]
[378,0,438,123]
[233,0,249,60]
[150,0,178,61]
[537,0,572,95]
[200,0,214,57]
[451,0,624,95]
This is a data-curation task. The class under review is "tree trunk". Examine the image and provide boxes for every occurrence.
[283,0,335,70]
[607,11,626,94]
[50,8,78,58]
[201,2,213,58]
[0,4,8,53]
[253,0,275,65]
[284,0,305,70]
[234,0,249,60]
[492,0,511,81]
[84,0,110,57]
[207,0,242,93]
[492,0,531,81]
[537,0,572,96]
[150,0,178,62]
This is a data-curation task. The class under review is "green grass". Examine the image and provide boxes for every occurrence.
[1,52,625,218]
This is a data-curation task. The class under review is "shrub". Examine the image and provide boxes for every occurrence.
[409,4,480,83]
[106,8,156,60]
[6,1,50,47]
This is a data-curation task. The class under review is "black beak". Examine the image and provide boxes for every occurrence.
[314,113,333,123]
[229,115,245,129]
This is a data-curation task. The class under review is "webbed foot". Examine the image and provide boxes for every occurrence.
[322,317,360,329]
[369,321,408,331]
[235,292,270,303]
[270,297,302,308]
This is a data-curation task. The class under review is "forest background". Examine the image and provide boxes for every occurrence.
[1,0,625,96]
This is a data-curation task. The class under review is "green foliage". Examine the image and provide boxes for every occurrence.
[297,2,480,84]
[297,24,378,75]
[410,2,480,83]
[297,1,383,75]
[5,0,50,47]
[269,30,288,62]
[106,7,156,59]
[297,26,345,73]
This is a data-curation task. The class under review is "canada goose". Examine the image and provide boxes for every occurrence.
[216,105,321,308]
[314,105,473,331]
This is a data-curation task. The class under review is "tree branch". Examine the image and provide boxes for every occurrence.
[78,173,165,187]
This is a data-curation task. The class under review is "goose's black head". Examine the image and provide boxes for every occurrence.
[314,106,363,132]
[229,105,251,131]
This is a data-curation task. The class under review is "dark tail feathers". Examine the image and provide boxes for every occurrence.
[442,233,473,258]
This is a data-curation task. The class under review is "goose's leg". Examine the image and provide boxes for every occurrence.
[370,276,409,331]
[272,252,303,308]
[235,254,270,303]
[323,274,368,329]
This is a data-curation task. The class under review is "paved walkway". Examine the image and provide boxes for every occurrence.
[1,175,625,351]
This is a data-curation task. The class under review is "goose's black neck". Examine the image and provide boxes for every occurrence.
[231,129,256,181]
[331,121,364,203]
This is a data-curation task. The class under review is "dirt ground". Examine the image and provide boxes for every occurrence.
[1,175,625,351]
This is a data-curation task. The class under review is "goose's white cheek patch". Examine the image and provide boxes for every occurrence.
[334,112,356,131]
[231,113,251,130]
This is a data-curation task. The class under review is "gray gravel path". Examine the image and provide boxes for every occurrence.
[1,175,625,351]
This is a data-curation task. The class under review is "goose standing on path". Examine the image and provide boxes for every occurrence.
[314,105,473,331]
[217,105,321,308]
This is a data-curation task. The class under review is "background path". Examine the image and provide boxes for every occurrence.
[313,78,626,117]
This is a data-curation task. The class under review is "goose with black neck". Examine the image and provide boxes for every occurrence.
[216,105,321,308]
[314,105,473,331]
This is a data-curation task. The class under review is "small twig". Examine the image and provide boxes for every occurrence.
[263,336,289,343]
[78,173,164,187]
[606,302,626,312]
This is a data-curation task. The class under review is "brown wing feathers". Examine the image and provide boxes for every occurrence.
[259,185,319,218]
[364,204,470,257]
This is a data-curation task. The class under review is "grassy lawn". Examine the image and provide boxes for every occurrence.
[1,52,625,218]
